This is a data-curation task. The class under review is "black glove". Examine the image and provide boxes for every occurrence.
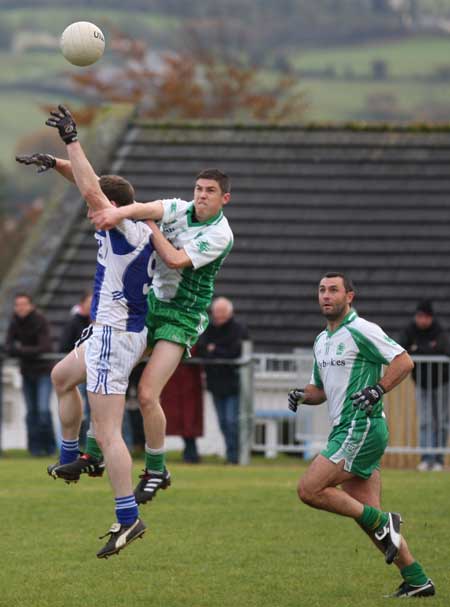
[288,388,306,412]
[350,383,385,415]
[45,104,78,144]
[15,153,56,174]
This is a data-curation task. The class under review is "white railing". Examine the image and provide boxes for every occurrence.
[2,351,449,465]
[250,353,450,462]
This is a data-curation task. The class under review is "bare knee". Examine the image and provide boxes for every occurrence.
[94,431,111,452]
[92,424,120,452]
[51,362,72,394]
[297,477,318,507]
[138,383,159,412]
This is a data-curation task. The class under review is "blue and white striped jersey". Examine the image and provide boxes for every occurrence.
[90,219,155,332]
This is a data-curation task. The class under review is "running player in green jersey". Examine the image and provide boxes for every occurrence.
[288,272,435,598]
[92,169,233,502]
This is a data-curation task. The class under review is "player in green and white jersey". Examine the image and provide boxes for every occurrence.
[92,169,233,503]
[288,273,435,599]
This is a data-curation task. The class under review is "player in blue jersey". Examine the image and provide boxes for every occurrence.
[16,106,155,558]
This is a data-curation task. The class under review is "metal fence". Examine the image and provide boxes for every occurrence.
[250,353,450,464]
[0,348,256,462]
[1,349,449,466]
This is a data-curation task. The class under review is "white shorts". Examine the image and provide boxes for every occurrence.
[84,324,147,395]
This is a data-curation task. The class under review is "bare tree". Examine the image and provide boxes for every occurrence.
[68,27,307,123]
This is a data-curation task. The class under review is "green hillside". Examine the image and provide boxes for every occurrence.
[2,8,178,35]
[293,35,450,78]
[294,35,450,122]
[2,5,450,204]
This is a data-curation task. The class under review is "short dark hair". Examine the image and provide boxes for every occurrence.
[99,175,135,207]
[322,272,355,293]
[196,168,230,194]
[416,299,433,316]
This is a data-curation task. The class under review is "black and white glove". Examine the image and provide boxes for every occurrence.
[288,388,306,412]
[15,153,56,174]
[350,383,385,415]
[45,104,78,144]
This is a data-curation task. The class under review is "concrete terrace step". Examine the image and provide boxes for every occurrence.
[33,122,450,351]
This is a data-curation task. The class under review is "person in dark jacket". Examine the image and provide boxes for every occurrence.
[399,299,449,471]
[197,297,248,464]
[160,348,204,464]
[5,293,56,455]
[59,290,92,448]
[58,291,92,353]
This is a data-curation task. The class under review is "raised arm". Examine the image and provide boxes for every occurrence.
[53,158,76,183]
[15,153,97,185]
[15,153,71,184]
[45,105,109,211]
[66,142,110,210]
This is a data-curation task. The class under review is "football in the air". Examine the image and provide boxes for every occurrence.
[60,21,105,67]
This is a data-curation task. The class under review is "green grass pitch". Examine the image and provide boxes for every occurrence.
[0,454,448,607]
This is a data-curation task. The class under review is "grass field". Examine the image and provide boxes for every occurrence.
[0,454,448,607]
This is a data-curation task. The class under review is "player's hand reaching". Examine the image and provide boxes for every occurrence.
[45,104,78,144]
[15,153,56,174]
[288,388,306,412]
[350,383,385,415]
[90,207,123,230]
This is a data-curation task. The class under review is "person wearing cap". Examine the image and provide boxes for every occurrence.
[399,300,450,471]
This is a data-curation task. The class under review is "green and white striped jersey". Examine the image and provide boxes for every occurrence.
[152,198,233,312]
[310,310,404,427]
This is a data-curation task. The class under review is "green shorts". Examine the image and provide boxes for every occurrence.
[145,293,209,357]
[321,416,389,480]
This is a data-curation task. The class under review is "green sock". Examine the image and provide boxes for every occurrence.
[85,435,103,460]
[357,504,388,532]
[401,562,428,586]
[145,447,165,473]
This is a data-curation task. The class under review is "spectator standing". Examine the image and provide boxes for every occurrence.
[125,362,146,453]
[197,297,248,464]
[399,300,449,471]
[5,293,56,456]
[59,290,93,448]
[160,353,203,464]
[59,290,92,353]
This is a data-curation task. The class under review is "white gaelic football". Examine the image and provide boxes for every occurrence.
[60,21,105,67]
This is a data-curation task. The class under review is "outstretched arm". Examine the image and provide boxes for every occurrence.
[66,142,110,210]
[53,158,76,183]
[91,200,164,230]
[15,153,96,185]
[45,105,109,211]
